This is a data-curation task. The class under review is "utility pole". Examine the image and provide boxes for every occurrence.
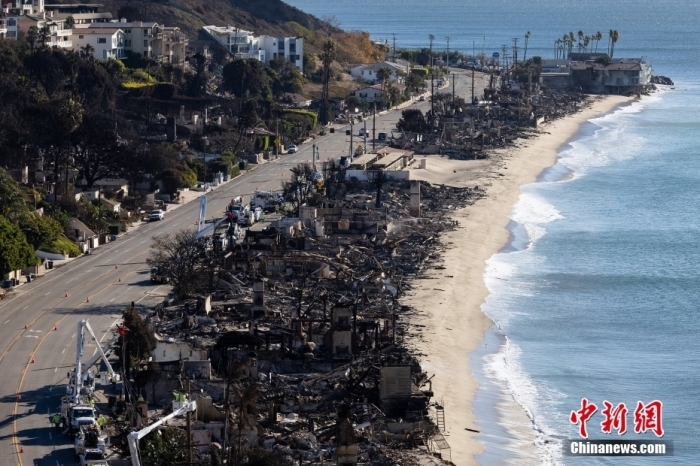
[275,116,279,158]
[471,66,475,104]
[429,34,435,119]
[349,119,353,158]
[512,37,519,65]
[186,379,192,466]
[392,33,396,62]
[452,73,455,102]
[363,120,367,153]
[372,103,376,151]
[445,36,450,72]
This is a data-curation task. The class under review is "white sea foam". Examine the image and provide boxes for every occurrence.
[484,338,565,466]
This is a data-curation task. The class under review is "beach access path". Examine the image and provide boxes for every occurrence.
[403,94,635,465]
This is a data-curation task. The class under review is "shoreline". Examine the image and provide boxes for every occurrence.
[403,94,635,465]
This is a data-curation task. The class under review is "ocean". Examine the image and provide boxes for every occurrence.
[285,1,700,464]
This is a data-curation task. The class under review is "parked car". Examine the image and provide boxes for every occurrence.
[359,128,367,136]
[149,209,165,221]
[378,132,387,141]
[287,145,298,154]
[419,95,426,101]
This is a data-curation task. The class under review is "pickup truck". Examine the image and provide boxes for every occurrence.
[79,450,109,466]
[149,209,165,221]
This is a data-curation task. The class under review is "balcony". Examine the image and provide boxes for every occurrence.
[53,28,71,36]
[48,39,72,48]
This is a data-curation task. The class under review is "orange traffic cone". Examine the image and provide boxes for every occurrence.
[86,297,89,303]
[53,325,57,331]
[17,395,21,402]
[118,277,121,282]
[24,325,27,330]
[65,293,68,297]
[19,445,23,453]
[115,265,118,269]
[30,358,34,364]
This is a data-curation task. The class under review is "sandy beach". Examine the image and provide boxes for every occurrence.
[402,94,635,465]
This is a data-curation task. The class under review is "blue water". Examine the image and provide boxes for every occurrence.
[285,1,700,464]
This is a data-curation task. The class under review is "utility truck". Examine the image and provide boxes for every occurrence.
[60,320,119,435]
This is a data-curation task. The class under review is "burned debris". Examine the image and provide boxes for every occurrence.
[97,176,486,466]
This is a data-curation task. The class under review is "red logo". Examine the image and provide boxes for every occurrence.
[571,399,664,438]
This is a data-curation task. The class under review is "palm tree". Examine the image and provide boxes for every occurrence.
[80,43,95,60]
[584,35,591,53]
[376,67,392,90]
[523,31,531,62]
[26,26,38,53]
[38,25,50,47]
[610,30,619,58]
[594,31,603,53]
[608,29,613,56]
[577,30,584,53]
[568,32,575,57]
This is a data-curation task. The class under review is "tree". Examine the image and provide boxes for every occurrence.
[70,113,121,189]
[0,216,38,278]
[139,427,189,466]
[222,59,270,99]
[121,305,157,368]
[609,30,620,58]
[367,169,388,208]
[80,43,95,60]
[0,167,26,220]
[282,163,316,214]
[26,26,39,53]
[594,31,603,53]
[65,16,75,29]
[397,108,429,133]
[376,66,392,91]
[38,25,51,48]
[319,40,336,124]
[523,31,531,62]
[147,229,214,298]
[19,213,63,251]
[232,99,259,156]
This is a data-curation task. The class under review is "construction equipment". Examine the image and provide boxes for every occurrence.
[194,195,236,240]
[75,423,106,457]
[61,320,119,434]
[250,189,284,212]
[127,399,197,466]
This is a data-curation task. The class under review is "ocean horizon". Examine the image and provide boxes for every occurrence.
[287,1,698,464]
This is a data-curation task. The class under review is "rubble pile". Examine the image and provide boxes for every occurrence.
[128,180,484,464]
[392,86,590,159]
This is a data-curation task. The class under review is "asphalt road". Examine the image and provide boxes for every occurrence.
[0,71,478,466]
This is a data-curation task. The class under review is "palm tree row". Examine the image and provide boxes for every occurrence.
[553,30,613,59]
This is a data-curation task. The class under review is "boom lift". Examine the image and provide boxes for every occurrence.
[127,399,197,466]
[61,319,119,433]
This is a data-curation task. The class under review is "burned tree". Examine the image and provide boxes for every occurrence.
[367,169,388,208]
[147,229,215,298]
[282,163,317,214]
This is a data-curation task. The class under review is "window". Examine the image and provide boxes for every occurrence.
[78,35,84,39]
[97,38,106,43]
[103,50,107,59]
[125,29,130,33]
[8,31,16,37]
[144,39,148,47]
[7,18,15,26]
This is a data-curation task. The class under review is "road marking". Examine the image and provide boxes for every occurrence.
[45,292,50,296]
[62,349,65,354]
[25,335,38,338]
[22,306,27,310]
[49,432,52,440]
[110,298,115,302]
[54,368,57,372]
[4,320,8,325]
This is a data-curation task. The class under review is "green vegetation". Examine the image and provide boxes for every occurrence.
[0,216,39,278]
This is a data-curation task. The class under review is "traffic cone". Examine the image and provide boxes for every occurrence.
[30,358,34,364]
[86,297,89,303]
[19,445,23,453]
[65,293,68,297]
[115,265,118,269]
[53,325,57,331]
[118,277,121,282]
[17,395,21,402]
[24,325,27,330]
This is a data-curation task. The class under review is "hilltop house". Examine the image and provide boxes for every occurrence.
[72,27,125,60]
[202,25,303,71]
[81,20,187,66]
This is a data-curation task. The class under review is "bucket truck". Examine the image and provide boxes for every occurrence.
[127,399,197,466]
[61,320,120,435]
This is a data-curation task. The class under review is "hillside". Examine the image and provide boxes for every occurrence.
[53,0,381,61]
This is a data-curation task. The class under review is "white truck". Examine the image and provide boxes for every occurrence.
[80,449,109,466]
[75,424,106,457]
[250,190,284,212]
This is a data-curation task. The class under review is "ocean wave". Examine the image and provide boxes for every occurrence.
[483,337,565,466]
[510,192,564,248]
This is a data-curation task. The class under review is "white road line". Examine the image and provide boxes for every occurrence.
[45,292,51,296]
[22,306,27,310]
[54,367,57,372]
[49,432,52,440]
[110,298,115,302]
[3,320,8,325]
[71,333,76,338]
[62,349,65,354]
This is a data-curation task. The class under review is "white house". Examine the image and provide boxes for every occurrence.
[605,58,652,87]
[85,20,188,66]
[350,61,406,84]
[72,27,125,60]
[6,13,73,47]
[203,25,304,71]
[354,84,387,103]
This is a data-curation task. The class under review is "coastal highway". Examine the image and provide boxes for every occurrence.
[0,70,479,466]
